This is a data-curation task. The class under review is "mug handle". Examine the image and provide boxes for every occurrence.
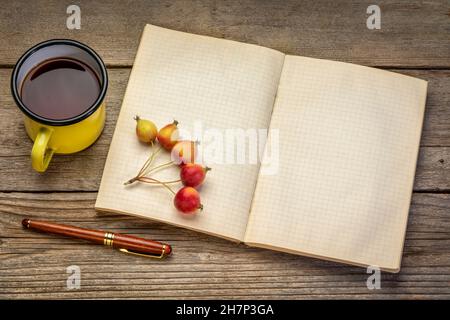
[31,127,54,172]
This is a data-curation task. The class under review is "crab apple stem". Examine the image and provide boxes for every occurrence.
[138,153,153,176]
[138,177,181,185]
[139,145,162,176]
[146,161,175,175]
[126,145,163,185]
[138,176,176,195]
[199,204,204,211]
[124,177,139,185]
[205,166,211,172]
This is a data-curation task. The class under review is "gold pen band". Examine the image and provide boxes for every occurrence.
[103,232,114,246]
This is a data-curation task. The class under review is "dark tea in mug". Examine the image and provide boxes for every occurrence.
[20,57,101,120]
[11,39,108,172]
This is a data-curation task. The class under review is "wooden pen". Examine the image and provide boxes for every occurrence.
[22,218,172,258]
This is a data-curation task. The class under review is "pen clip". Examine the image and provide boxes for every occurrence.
[119,245,167,259]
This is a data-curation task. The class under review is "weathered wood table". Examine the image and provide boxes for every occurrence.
[1,0,449,299]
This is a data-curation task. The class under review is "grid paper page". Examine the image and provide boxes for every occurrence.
[245,56,427,270]
[96,24,285,241]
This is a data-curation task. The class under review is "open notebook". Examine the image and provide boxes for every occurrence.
[96,24,427,272]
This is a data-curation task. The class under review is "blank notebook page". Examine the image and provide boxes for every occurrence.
[244,56,427,270]
[96,25,285,241]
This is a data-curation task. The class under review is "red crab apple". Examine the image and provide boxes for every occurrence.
[180,163,210,188]
[174,186,203,214]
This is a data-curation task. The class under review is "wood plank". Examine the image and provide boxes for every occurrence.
[0,0,449,67]
[1,0,448,301]
[0,68,449,191]
[0,192,449,299]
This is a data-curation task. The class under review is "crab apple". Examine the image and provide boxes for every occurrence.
[171,140,198,165]
[157,120,179,150]
[174,187,203,214]
[134,115,157,144]
[180,163,210,188]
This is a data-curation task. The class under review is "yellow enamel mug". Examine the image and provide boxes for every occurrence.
[11,39,108,172]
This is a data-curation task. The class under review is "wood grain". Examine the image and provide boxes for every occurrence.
[0,192,449,299]
[1,0,449,299]
[1,68,449,192]
[0,0,449,68]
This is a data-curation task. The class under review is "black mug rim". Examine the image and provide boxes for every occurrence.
[11,39,108,126]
